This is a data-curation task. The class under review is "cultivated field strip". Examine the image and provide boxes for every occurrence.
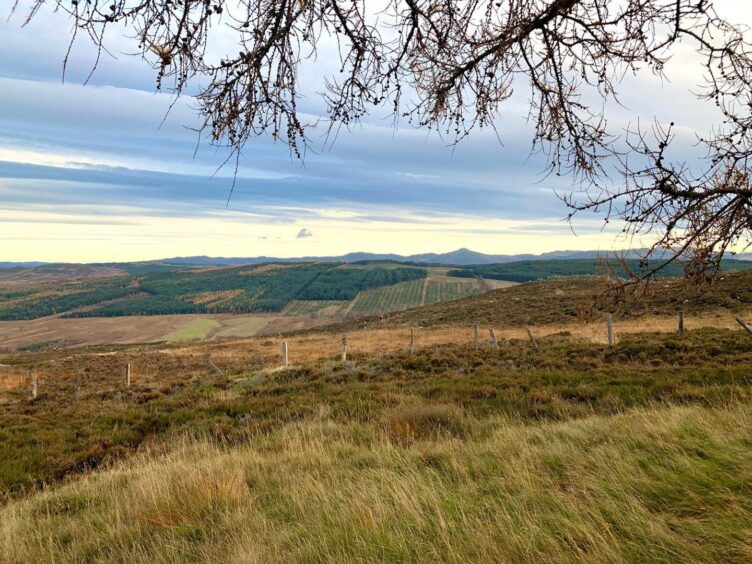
[424,280,482,305]
[351,279,425,313]
[284,300,350,316]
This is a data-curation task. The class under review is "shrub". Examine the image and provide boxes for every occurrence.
[383,403,468,444]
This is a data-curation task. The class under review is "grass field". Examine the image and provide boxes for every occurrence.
[351,278,426,313]
[3,403,751,562]
[425,279,482,305]
[284,300,350,316]
[1,328,752,560]
[213,317,272,338]
[163,319,221,342]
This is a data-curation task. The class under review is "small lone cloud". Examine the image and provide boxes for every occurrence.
[296,227,313,238]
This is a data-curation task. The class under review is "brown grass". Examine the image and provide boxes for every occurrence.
[2,403,751,562]
[195,307,752,367]
[384,403,468,444]
[239,263,300,275]
[188,290,244,305]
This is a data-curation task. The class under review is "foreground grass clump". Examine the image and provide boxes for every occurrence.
[2,403,751,562]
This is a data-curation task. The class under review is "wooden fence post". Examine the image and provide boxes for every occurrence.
[409,328,415,354]
[341,334,347,362]
[489,328,500,350]
[607,314,614,346]
[678,311,684,337]
[75,370,81,401]
[126,363,131,388]
[31,372,37,400]
[473,324,479,350]
[282,341,289,367]
[736,317,752,336]
[525,327,539,350]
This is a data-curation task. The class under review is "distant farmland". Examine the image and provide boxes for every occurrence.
[0,264,511,350]
[351,278,426,314]
[0,262,428,320]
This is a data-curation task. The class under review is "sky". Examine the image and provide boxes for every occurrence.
[1,2,750,263]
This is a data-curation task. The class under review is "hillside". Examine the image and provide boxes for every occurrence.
[0,264,504,350]
[2,267,752,560]
[2,323,752,560]
[337,270,752,331]
[448,257,752,283]
[9,247,752,269]
[0,263,428,320]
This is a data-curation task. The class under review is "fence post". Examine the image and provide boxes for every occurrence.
[525,327,539,350]
[678,311,684,337]
[75,369,81,401]
[473,324,479,350]
[409,328,415,354]
[736,317,752,336]
[341,334,347,362]
[126,363,131,388]
[607,314,614,346]
[489,328,500,350]
[31,372,37,400]
[282,341,289,367]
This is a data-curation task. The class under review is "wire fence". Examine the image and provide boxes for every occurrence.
[2,311,752,401]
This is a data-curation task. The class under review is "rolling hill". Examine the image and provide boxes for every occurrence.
[0,263,428,320]
[335,269,752,331]
[6,247,751,269]
[3,267,752,561]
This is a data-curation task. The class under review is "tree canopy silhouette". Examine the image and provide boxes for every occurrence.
[14,0,752,279]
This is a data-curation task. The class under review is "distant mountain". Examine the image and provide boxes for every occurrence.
[159,247,666,267]
[0,261,48,268]
[3,248,751,270]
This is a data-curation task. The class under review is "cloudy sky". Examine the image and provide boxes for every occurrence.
[1,2,750,262]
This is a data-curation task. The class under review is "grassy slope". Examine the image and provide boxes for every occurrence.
[2,330,752,498]
[3,273,752,560]
[448,257,752,282]
[2,402,751,561]
[164,319,221,342]
[340,270,752,330]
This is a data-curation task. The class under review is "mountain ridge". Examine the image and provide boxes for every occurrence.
[2,248,751,268]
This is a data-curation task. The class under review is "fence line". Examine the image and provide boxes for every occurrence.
[3,311,752,402]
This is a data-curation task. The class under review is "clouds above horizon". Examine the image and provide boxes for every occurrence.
[2,2,751,262]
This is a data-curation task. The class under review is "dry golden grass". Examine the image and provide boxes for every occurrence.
[239,263,300,275]
[173,308,752,368]
[2,403,751,562]
[0,369,27,393]
[189,290,244,305]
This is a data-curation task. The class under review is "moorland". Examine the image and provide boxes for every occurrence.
[2,269,752,561]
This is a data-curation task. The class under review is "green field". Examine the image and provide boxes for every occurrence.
[284,300,350,316]
[163,319,220,342]
[351,278,425,313]
[424,279,482,305]
[213,317,271,338]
